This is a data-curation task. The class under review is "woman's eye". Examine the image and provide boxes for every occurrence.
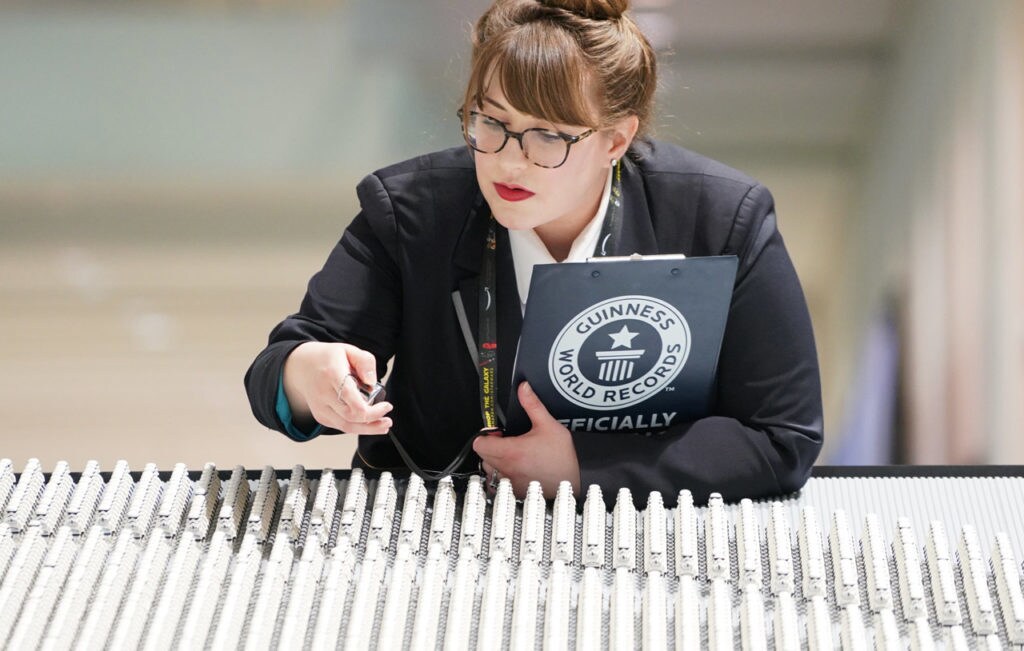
[536,131,563,144]
[481,116,505,128]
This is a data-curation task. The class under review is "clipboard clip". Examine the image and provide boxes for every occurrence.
[586,252,688,263]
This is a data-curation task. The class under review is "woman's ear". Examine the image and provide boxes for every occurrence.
[605,114,640,162]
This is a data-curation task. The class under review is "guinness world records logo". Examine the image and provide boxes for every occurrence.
[548,295,691,410]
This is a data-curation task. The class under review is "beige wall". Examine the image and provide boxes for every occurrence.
[0,211,361,473]
[851,0,1024,462]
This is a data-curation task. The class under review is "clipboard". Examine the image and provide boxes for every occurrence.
[504,255,738,435]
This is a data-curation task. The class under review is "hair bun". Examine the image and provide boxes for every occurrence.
[540,0,628,21]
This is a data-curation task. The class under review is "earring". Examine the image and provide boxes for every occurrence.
[611,158,618,168]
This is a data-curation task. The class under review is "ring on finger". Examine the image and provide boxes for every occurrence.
[336,373,353,403]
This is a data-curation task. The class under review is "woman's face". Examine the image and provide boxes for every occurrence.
[471,84,617,237]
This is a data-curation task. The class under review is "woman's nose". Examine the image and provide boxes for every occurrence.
[497,135,530,169]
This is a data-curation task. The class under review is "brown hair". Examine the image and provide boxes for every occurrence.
[462,0,657,137]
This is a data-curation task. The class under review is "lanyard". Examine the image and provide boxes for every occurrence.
[477,160,623,431]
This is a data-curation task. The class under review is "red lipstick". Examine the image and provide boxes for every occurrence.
[494,183,535,202]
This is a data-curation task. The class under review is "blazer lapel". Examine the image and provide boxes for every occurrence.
[452,192,489,349]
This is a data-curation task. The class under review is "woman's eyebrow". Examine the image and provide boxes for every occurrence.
[482,95,507,112]
[482,95,559,129]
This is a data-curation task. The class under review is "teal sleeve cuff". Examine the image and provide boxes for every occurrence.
[276,372,323,441]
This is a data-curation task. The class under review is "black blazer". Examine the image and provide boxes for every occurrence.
[245,139,823,504]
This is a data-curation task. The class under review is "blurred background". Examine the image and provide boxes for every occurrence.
[1,0,1021,473]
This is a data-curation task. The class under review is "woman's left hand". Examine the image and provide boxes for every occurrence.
[473,382,582,500]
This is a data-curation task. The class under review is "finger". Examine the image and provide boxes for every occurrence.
[477,461,503,494]
[345,346,379,386]
[518,381,558,427]
[323,395,387,423]
[473,431,516,463]
[343,417,392,435]
[337,397,393,422]
[335,395,393,428]
[316,400,354,431]
[334,374,373,421]
[320,401,392,435]
[471,428,505,460]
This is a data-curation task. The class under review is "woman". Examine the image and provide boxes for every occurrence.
[245,0,823,504]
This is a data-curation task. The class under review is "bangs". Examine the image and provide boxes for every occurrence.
[465,23,600,129]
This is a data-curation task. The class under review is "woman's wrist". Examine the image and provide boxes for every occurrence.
[282,342,315,425]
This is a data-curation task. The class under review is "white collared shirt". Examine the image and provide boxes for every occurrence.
[508,166,614,309]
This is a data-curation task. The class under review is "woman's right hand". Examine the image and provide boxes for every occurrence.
[281,342,393,435]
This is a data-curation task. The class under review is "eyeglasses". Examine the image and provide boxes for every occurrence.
[457,108,595,169]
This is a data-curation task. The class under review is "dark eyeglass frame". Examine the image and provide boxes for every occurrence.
[457,108,596,169]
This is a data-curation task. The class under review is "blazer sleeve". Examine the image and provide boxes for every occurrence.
[243,172,403,439]
[571,183,824,505]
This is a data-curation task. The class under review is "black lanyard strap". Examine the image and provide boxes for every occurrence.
[388,430,481,481]
[596,159,623,256]
[478,223,501,430]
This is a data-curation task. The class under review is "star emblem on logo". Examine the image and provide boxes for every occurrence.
[608,324,639,349]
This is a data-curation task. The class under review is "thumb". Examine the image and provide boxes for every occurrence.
[518,382,558,428]
[346,345,378,386]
